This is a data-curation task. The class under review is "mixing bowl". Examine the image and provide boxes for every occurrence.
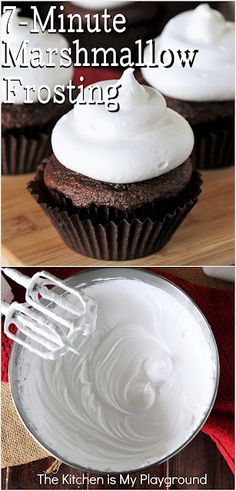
[9,268,219,473]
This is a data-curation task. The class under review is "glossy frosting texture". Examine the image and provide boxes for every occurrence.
[17,277,216,472]
[52,69,194,183]
[1,9,73,103]
[142,4,235,101]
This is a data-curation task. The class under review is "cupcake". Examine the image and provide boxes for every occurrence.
[28,69,201,261]
[158,1,234,28]
[141,4,235,170]
[48,0,163,66]
[1,9,73,175]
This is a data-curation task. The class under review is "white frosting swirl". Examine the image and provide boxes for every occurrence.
[71,0,131,8]
[52,69,194,183]
[142,4,235,101]
[1,9,73,104]
[17,278,216,472]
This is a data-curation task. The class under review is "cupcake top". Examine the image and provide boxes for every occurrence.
[1,9,73,104]
[71,1,131,9]
[52,69,194,184]
[142,4,235,102]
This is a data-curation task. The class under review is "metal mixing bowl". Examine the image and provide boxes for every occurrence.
[9,268,220,473]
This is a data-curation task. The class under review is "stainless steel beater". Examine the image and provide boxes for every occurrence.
[1,269,97,360]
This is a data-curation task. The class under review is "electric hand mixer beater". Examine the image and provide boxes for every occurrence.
[1,269,97,360]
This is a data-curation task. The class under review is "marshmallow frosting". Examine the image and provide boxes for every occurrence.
[142,4,235,101]
[1,9,73,104]
[52,69,194,183]
[71,0,131,8]
[17,277,217,472]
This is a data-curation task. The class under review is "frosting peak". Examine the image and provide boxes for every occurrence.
[116,68,149,107]
[186,4,228,44]
[142,3,235,102]
[52,69,194,184]
[74,69,166,139]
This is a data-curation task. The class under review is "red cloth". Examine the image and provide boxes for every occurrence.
[1,268,234,473]
[73,67,145,89]
[73,67,122,86]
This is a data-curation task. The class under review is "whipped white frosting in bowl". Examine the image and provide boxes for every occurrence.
[1,9,73,104]
[9,268,219,473]
[52,69,194,184]
[142,4,235,102]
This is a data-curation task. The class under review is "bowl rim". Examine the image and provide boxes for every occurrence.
[9,267,220,474]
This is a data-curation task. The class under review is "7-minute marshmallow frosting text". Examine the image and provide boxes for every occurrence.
[1,5,199,110]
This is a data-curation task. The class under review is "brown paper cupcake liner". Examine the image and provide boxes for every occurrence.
[1,124,54,175]
[28,164,202,261]
[192,119,234,170]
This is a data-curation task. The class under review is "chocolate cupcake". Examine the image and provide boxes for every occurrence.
[28,69,201,261]
[1,9,73,175]
[47,1,163,66]
[141,4,235,170]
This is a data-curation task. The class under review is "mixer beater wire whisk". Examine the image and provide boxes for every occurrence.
[1,269,97,360]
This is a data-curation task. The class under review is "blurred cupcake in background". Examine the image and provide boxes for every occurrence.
[28,69,201,261]
[1,8,73,175]
[142,4,235,170]
[160,1,234,26]
[50,1,163,65]
[216,1,235,21]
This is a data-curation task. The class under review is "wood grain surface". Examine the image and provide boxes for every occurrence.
[1,434,234,490]
[2,168,234,267]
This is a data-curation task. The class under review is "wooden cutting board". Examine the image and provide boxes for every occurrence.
[2,168,234,266]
